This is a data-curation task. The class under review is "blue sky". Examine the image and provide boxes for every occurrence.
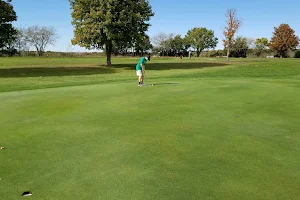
[11,0,300,52]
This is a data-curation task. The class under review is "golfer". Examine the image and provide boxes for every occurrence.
[136,55,150,86]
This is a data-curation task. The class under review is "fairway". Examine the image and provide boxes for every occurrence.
[1,58,300,199]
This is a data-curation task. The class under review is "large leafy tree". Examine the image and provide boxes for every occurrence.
[185,27,218,57]
[69,0,154,66]
[269,24,299,58]
[223,9,241,61]
[0,0,17,51]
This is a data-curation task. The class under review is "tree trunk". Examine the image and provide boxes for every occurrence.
[38,50,44,57]
[35,46,43,57]
[196,48,200,57]
[106,42,112,66]
[227,47,230,62]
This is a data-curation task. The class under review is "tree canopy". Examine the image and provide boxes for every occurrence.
[255,38,269,49]
[269,24,299,58]
[254,37,269,57]
[0,0,17,51]
[69,0,154,65]
[186,27,218,57]
[232,36,248,50]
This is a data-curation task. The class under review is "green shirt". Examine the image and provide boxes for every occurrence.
[136,57,147,71]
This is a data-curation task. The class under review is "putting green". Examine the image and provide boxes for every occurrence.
[1,78,300,200]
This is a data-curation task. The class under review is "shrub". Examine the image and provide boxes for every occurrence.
[294,50,300,58]
[208,50,225,57]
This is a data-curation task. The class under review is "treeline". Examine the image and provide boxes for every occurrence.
[1,1,57,57]
[1,1,299,59]
[150,27,300,59]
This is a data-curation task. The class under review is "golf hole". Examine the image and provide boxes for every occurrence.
[22,191,32,197]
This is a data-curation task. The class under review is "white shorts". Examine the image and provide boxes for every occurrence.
[136,70,144,76]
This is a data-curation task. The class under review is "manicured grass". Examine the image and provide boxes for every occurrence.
[0,57,300,92]
[1,57,300,199]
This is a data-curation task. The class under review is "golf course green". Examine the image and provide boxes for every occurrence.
[1,57,300,199]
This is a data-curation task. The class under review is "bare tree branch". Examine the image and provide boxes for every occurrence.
[24,25,58,56]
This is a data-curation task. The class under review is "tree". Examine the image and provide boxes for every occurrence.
[294,50,300,58]
[255,38,268,49]
[4,28,30,55]
[254,37,269,57]
[152,33,173,50]
[232,36,248,49]
[182,37,191,51]
[110,34,152,56]
[0,0,17,53]
[246,38,255,49]
[134,34,152,56]
[151,33,175,56]
[24,25,57,56]
[69,0,154,66]
[14,28,30,52]
[185,27,218,57]
[111,40,130,56]
[170,35,184,53]
[223,9,241,61]
[151,33,191,56]
[151,33,169,49]
[230,36,248,58]
[2,28,26,56]
[269,24,299,58]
